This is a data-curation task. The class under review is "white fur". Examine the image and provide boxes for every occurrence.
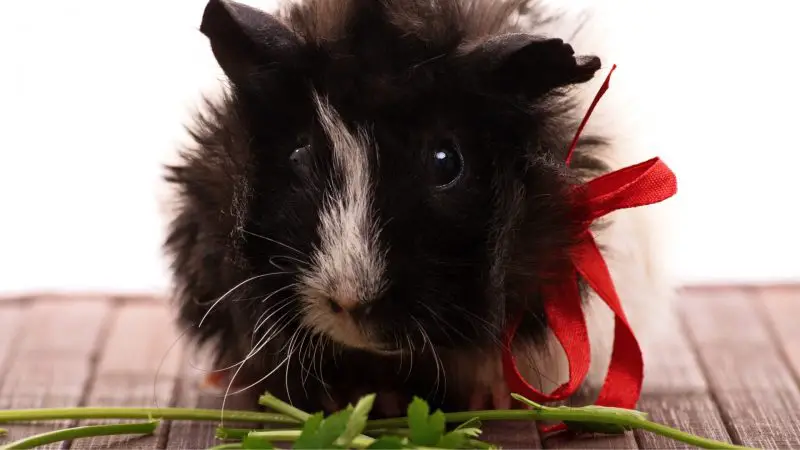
[297,93,389,349]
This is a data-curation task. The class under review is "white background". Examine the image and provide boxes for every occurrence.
[0,0,798,296]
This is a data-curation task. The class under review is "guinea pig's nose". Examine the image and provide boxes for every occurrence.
[327,297,346,313]
[327,295,359,313]
[327,296,371,316]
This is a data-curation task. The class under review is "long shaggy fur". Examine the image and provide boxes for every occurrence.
[161,0,674,414]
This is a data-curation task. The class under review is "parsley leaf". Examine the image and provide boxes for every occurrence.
[336,394,375,447]
[438,424,482,449]
[293,412,325,449]
[437,431,470,448]
[407,397,446,447]
[293,410,352,449]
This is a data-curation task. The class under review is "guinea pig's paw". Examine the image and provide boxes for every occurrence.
[467,383,515,410]
[491,382,514,410]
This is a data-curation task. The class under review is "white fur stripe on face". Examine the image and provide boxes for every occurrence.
[303,93,387,312]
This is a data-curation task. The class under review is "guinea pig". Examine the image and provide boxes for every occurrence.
[161,0,676,416]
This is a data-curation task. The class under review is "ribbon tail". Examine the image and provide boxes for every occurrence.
[572,236,644,409]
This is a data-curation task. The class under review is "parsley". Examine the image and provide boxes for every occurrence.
[407,397,446,446]
[0,392,756,449]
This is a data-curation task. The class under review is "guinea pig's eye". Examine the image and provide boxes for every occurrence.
[429,139,463,188]
[289,135,312,175]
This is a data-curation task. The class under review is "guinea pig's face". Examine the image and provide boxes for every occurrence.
[241,89,508,354]
[193,0,602,355]
[289,94,500,353]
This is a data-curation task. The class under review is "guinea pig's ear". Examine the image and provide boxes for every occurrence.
[200,0,301,84]
[461,34,601,99]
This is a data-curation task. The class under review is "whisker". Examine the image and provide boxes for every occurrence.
[298,329,314,387]
[251,297,295,348]
[199,272,292,327]
[250,309,298,360]
[269,255,310,270]
[395,332,404,374]
[447,302,503,333]
[282,327,304,406]
[433,341,447,402]
[219,354,249,427]
[317,335,332,399]
[446,302,505,347]
[152,324,193,409]
[308,332,323,385]
[222,356,289,397]
[211,306,298,381]
[413,317,445,402]
[240,228,309,259]
[252,287,298,336]
[420,303,471,345]
[260,284,298,304]
[295,329,330,392]
[404,332,415,382]
[198,305,297,378]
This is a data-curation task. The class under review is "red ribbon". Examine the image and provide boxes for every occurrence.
[501,64,678,435]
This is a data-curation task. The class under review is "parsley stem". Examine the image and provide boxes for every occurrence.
[0,420,158,450]
[215,427,252,440]
[0,407,295,425]
[247,430,377,448]
[365,403,753,450]
[634,419,751,450]
[258,394,311,422]
[0,397,757,450]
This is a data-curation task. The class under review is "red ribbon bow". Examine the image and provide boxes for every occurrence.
[500,64,678,435]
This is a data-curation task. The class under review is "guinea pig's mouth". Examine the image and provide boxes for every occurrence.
[299,301,403,356]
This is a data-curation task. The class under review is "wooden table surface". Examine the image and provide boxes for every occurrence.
[1,285,798,449]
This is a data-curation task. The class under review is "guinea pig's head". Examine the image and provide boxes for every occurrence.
[171,0,606,356]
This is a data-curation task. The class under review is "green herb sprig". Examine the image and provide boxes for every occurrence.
[0,392,756,450]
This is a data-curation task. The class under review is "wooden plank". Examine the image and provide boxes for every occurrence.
[0,301,26,381]
[679,286,800,449]
[0,300,27,447]
[70,300,184,449]
[636,395,729,449]
[636,298,730,449]
[166,347,262,449]
[543,423,635,449]
[0,298,113,450]
[756,285,800,383]
[482,421,541,449]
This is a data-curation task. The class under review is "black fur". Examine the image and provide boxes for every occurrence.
[164,0,610,414]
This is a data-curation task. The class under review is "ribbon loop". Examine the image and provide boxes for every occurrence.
[578,157,678,222]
